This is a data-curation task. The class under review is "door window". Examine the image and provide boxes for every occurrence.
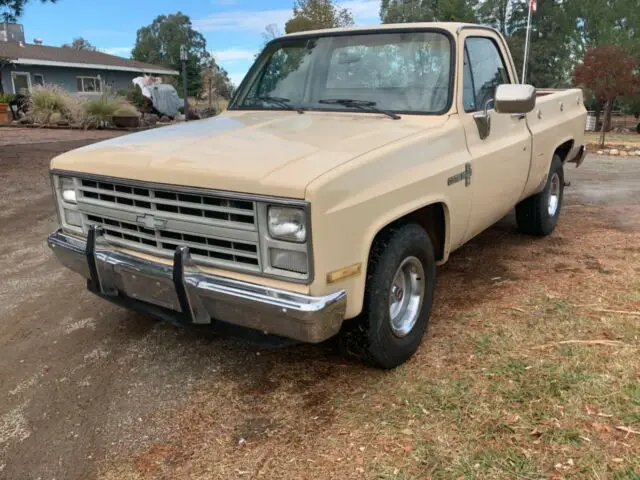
[463,37,510,112]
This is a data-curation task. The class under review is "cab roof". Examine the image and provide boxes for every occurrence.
[281,22,493,39]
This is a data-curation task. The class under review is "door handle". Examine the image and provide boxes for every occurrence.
[512,113,527,120]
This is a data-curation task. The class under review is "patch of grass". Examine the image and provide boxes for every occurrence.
[84,95,121,127]
[450,447,543,479]
[585,131,640,147]
[28,84,74,123]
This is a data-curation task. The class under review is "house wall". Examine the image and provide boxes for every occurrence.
[0,64,143,95]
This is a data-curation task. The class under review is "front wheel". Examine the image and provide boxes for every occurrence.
[516,154,565,236]
[344,223,436,369]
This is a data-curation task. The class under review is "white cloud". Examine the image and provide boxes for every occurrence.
[212,0,238,5]
[211,47,257,62]
[193,9,291,33]
[101,47,131,57]
[194,0,380,33]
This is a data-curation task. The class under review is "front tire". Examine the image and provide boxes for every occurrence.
[347,224,436,369]
[516,154,565,236]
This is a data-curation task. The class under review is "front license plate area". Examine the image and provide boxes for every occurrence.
[119,270,181,311]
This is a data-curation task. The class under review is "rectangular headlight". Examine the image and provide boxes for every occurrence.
[52,174,83,234]
[59,176,77,204]
[269,248,308,274]
[268,207,307,243]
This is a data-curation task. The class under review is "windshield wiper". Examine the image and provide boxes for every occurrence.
[318,99,400,120]
[246,96,305,114]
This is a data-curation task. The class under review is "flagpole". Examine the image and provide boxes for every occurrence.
[522,0,534,84]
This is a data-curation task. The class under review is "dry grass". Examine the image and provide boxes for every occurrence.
[585,132,640,150]
[97,164,639,480]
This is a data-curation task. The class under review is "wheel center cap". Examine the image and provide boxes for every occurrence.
[392,285,404,301]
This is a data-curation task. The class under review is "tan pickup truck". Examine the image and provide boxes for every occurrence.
[48,23,586,368]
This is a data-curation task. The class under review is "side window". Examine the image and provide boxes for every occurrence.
[462,47,476,112]
[463,37,510,113]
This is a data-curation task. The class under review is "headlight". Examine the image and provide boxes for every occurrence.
[269,248,308,274]
[60,176,77,204]
[268,207,307,242]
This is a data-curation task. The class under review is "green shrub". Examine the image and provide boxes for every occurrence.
[124,85,152,112]
[83,94,120,127]
[0,92,15,103]
[113,103,140,117]
[29,85,74,123]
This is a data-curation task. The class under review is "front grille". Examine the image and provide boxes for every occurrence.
[85,215,260,268]
[75,178,261,272]
[79,179,256,228]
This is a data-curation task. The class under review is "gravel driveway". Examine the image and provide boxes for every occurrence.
[1,128,638,479]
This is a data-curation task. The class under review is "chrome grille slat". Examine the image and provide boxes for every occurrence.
[79,186,255,218]
[78,179,256,228]
[77,177,261,273]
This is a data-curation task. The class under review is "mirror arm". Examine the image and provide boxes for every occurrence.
[473,98,494,140]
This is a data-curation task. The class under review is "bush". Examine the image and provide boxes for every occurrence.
[123,85,152,112]
[83,94,120,128]
[29,85,74,124]
[0,92,16,103]
[113,103,141,117]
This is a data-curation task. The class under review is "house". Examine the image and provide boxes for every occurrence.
[0,23,178,95]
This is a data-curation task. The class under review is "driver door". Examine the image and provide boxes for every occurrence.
[458,33,532,242]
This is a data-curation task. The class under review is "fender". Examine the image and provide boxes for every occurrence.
[361,197,452,270]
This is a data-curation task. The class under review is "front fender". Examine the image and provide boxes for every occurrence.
[305,117,471,318]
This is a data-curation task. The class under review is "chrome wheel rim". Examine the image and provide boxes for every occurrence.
[388,256,425,338]
[548,173,561,216]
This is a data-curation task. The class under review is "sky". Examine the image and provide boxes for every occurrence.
[19,0,381,86]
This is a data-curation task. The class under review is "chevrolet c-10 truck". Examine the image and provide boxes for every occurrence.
[47,23,587,368]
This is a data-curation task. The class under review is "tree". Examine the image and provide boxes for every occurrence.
[132,12,210,97]
[284,0,353,34]
[574,45,638,147]
[1,0,56,22]
[62,37,96,51]
[380,0,477,24]
[201,58,235,102]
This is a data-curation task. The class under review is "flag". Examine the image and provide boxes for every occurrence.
[530,0,537,13]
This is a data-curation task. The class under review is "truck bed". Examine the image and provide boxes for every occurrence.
[522,88,587,198]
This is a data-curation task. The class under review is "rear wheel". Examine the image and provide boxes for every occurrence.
[343,223,436,369]
[516,154,565,236]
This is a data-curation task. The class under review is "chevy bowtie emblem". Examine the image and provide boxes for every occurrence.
[136,214,167,230]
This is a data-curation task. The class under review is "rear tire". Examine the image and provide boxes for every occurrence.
[516,154,565,236]
[343,224,436,369]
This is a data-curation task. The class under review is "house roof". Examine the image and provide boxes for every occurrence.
[0,41,179,75]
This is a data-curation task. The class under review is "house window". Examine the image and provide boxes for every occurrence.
[76,76,102,93]
[11,72,31,94]
[33,74,44,86]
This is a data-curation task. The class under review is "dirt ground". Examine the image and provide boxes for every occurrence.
[0,128,638,480]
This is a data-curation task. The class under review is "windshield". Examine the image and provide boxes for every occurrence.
[232,31,452,115]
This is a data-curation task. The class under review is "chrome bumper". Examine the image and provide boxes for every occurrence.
[568,145,587,167]
[47,228,346,343]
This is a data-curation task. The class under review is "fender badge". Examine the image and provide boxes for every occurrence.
[447,163,473,187]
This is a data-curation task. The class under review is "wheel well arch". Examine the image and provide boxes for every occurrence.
[554,139,575,162]
[367,202,448,267]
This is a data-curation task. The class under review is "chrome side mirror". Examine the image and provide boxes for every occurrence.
[473,99,494,140]
[494,84,536,114]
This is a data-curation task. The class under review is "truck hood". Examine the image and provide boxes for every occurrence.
[51,110,447,198]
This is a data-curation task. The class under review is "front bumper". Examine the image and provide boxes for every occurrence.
[47,228,346,343]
